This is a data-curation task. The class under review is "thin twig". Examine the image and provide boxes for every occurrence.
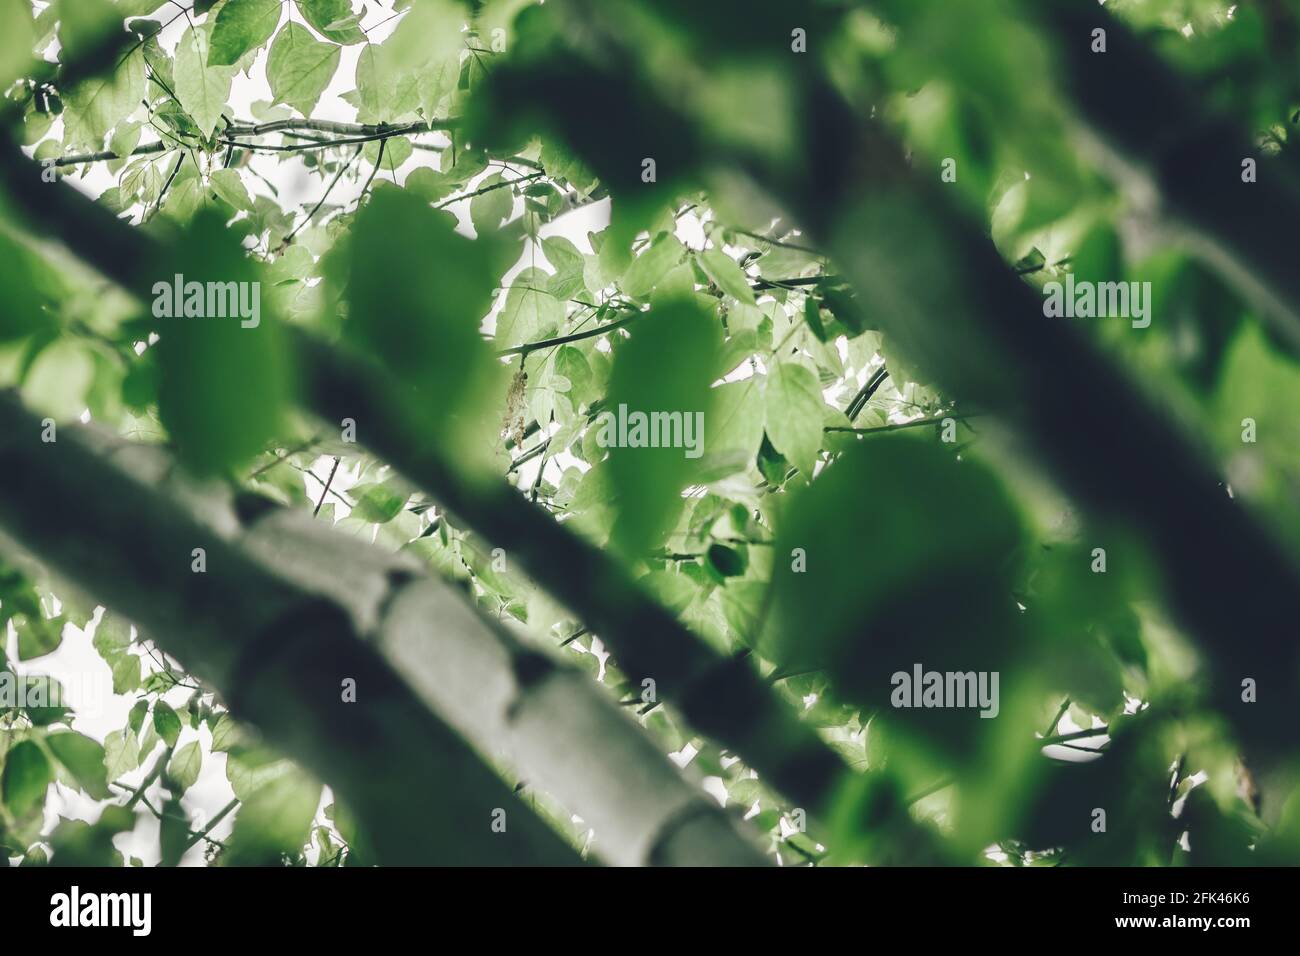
[825,413,977,435]
[433,170,544,210]
[247,436,322,480]
[52,140,172,167]
[278,145,364,252]
[315,457,341,517]
[498,313,637,357]
[357,138,385,205]
[124,742,176,811]
[183,797,239,851]
[1044,697,1071,737]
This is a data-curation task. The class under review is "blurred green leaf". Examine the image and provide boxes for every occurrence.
[350,480,408,523]
[49,805,133,866]
[47,732,112,800]
[603,296,722,559]
[226,763,322,865]
[150,208,294,474]
[2,740,52,816]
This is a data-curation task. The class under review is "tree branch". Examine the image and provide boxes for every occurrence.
[0,390,580,867]
[0,394,765,866]
[52,140,172,167]
[497,312,637,357]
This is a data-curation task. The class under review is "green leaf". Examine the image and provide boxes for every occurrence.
[152,701,182,747]
[349,481,408,523]
[94,616,139,667]
[706,543,747,578]
[55,0,119,65]
[167,740,202,793]
[803,296,827,342]
[46,732,112,800]
[345,0,461,123]
[267,22,341,117]
[104,728,140,780]
[209,712,244,753]
[763,435,1027,765]
[109,654,142,695]
[209,0,283,66]
[48,804,133,866]
[174,26,234,139]
[348,42,417,121]
[699,248,756,305]
[226,764,322,865]
[496,267,562,349]
[603,297,722,559]
[343,187,509,472]
[224,746,290,801]
[150,208,293,474]
[554,344,594,407]
[20,675,71,726]
[0,0,35,90]
[295,0,366,44]
[470,173,514,235]
[701,378,764,478]
[158,793,189,865]
[128,700,149,736]
[542,235,587,301]
[20,845,48,866]
[2,740,52,817]
[720,578,766,646]
[15,612,64,661]
[404,166,461,203]
[0,231,63,342]
[763,362,826,476]
[620,233,685,300]
[62,46,146,150]
[209,167,254,211]
[116,0,170,18]
[21,340,95,421]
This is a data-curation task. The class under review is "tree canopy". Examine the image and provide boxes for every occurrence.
[0,0,1298,867]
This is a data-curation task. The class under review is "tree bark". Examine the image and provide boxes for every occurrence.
[0,392,767,866]
[0,391,579,866]
[240,506,769,866]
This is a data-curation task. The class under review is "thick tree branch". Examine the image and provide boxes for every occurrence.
[241,504,767,866]
[0,392,764,866]
[0,391,580,866]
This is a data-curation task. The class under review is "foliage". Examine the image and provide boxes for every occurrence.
[0,0,1297,867]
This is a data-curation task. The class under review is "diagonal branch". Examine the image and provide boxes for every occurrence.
[0,390,580,867]
[0,124,921,857]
